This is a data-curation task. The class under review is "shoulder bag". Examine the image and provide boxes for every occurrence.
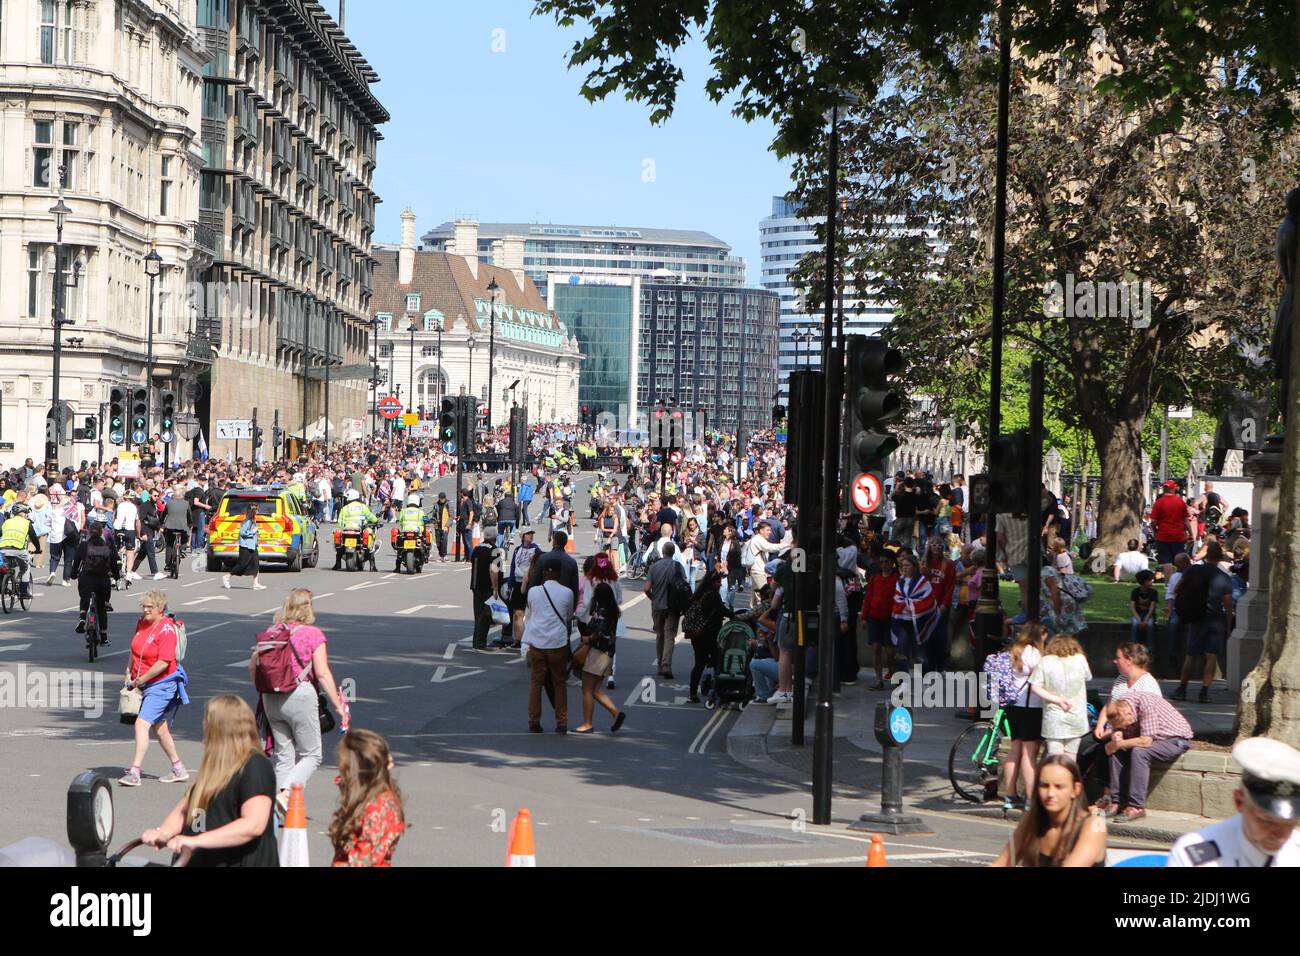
[541,582,585,673]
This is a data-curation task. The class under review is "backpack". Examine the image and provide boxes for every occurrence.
[140,500,161,531]
[167,612,188,661]
[332,477,345,497]
[982,651,1025,708]
[682,594,710,636]
[667,564,693,615]
[252,623,313,693]
[1174,565,1212,624]
[83,536,113,577]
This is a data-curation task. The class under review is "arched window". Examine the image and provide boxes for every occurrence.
[418,367,445,407]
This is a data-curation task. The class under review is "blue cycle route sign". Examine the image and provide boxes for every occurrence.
[888,706,913,745]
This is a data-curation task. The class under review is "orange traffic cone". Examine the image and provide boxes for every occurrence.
[505,808,537,867]
[564,535,576,554]
[278,783,309,867]
[866,833,886,867]
[471,523,482,549]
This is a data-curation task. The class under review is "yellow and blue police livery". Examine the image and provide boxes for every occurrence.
[205,485,319,572]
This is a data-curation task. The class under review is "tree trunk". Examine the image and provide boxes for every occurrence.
[1092,420,1144,563]
[1237,242,1300,748]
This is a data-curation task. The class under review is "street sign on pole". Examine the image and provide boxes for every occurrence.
[851,472,884,514]
[378,396,402,420]
[215,419,253,440]
[402,412,418,427]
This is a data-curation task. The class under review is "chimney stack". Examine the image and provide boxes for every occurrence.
[451,218,479,279]
[497,234,526,289]
[399,208,416,286]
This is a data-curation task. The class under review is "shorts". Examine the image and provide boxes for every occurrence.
[1186,619,1226,658]
[117,530,138,550]
[1006,705,1043,742]
[866,617,892,646]
[1006,563,1028,583]
[509,586,528,614]
[138,679,183,725]
[777,614,796,652]
[1154,540,1186,565]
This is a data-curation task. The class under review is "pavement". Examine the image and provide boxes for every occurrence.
[726,672,1238,848]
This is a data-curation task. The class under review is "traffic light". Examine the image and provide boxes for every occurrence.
[988,430,1031,514]
[651,405,667,450]
[159,390,176,443]
[83,416,97,441]
[580,403,589,426]
[845,336,903,479]
[669,406,685,448]
[772,404,786,426]
[509,406,528,462]
[439,397,458,449]
[109,387,126,440]
[456,395,475,447]
[272,425,283,452]
[131,387,149,438]
[253,424,264,448]
[784,370,825,509]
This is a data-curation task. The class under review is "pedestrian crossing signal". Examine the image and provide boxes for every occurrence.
[83,416,97,441]
[131,387,148,432]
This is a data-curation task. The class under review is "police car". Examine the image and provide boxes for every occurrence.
[205,485,319,572]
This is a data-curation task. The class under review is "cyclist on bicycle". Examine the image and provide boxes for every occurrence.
[161,483,192,579]
[71,518,120,646]
[0,503,40,601]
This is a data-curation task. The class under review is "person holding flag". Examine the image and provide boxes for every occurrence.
[891,551,939,673]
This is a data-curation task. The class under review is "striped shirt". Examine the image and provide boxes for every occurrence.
[996,514,1031,567]
[1121,691,1192,741]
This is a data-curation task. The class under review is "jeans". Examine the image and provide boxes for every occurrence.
[752,658,778,701]
[48,539,74,580]
[1109,737,1190,809]
[132,534,158,574]
[519,500,531,525]
[1130,617,1156,649]
[262,682,323,792]
[190,524,207,551]
[498,521,516,546]
[458,529,473,560]
[435,528,448,559]
[472,591,492,648]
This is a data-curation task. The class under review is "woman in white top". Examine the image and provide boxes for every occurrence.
[1001,623,1046,811]
[1030,635,1093,757]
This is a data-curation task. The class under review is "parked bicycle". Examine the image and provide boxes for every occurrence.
[948,705,1011,803]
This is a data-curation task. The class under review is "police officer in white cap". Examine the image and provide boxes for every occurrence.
[1169,737,1300,866]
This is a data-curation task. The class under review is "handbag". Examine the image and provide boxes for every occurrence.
[118,684,143,725]
[286,628,335,734]
[1060,573,1093,603]
[682,596,709,636]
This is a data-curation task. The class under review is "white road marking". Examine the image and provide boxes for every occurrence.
[697,710,731,754]
[619,593,646,612]
[227,657,251,668]
[705,850,991,867]
[688,710,725,754]
[380,685,415,691]
[442,644,457,660]
[251,606,279,616]
[430,665,484,683]
[314,592,335,600]
[395,604,434,615]
[182,578,214,588]
[182,596,230,607]
[0,643,33,653]
[186,621,232,636]
[58,606,80,613]
[345,581,387,592]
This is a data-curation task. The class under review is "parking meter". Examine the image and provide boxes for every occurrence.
[850,702,928,834]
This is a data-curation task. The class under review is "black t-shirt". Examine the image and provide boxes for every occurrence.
[183,753,279,867]
[1131,585,1158,619]
[470,543,497,595]
[655,506,678,530]
[892,489,917,518]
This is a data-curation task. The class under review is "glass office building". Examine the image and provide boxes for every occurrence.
[547,275,640,430]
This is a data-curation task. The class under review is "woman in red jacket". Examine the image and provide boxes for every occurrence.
[922,537,957,672]
[861,550,899,690]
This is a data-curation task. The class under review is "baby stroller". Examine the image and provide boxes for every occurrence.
[700,619,755,710]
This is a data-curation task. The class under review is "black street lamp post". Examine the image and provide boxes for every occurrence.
[325,299,334,448]
[143,248,162,459]
[408,313,419,414]
[46,182,74,473]
[486,277,499,429]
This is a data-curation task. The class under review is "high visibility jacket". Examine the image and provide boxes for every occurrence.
[287,482,306,500]
[0,516,32,551]
[398,506,426,533]
[338,501,377,531]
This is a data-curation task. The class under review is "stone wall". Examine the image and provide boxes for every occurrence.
[1146,750,1240,818]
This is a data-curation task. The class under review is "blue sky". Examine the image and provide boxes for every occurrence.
[342,0,793,284]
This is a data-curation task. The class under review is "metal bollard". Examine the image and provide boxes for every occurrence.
[849,702,928,834]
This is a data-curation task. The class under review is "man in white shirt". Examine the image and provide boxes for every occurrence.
[523,566,574,733]
[114,495,140,580]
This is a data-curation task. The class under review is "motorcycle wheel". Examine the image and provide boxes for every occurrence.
[403,551,417,575]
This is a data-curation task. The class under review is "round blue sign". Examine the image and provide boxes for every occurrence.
[888,706,913,745]
[442,440,456,454]
[131,429,147,445]
[109,430,125,445]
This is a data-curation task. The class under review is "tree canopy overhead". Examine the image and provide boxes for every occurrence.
[534,0,1300,155]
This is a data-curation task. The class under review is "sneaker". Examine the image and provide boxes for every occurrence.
[766,691,793,704]
[275,790,289,817]
[75,620,86,634]
[750,696,775,706]
[159,767,190,783]
[222,576,231,589]
[46,573,56,586]
[61,579,71,587]
[1198,687,1211,704]
[153,572,168,580]
[253,583,267,590]
[842,679,857,687]
[118,769,141,787]
[1172,685,1188,701]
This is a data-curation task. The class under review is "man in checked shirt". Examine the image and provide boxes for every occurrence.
[1098,691,1193,822]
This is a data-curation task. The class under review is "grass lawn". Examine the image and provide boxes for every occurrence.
[998,576,1139,625]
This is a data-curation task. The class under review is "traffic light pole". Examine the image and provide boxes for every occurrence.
[1026,359,1045,621]
[812,98,844,827]
[976,0,1013,647]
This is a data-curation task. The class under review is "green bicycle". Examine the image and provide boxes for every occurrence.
[948,706,1011,802]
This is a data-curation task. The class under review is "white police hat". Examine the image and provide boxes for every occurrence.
[1232,737,1300,820]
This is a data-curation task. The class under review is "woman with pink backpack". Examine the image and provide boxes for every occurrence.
[250,588,349,815]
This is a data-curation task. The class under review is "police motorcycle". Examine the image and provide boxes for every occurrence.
[390,494,432,574]
[333,490,380,572]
